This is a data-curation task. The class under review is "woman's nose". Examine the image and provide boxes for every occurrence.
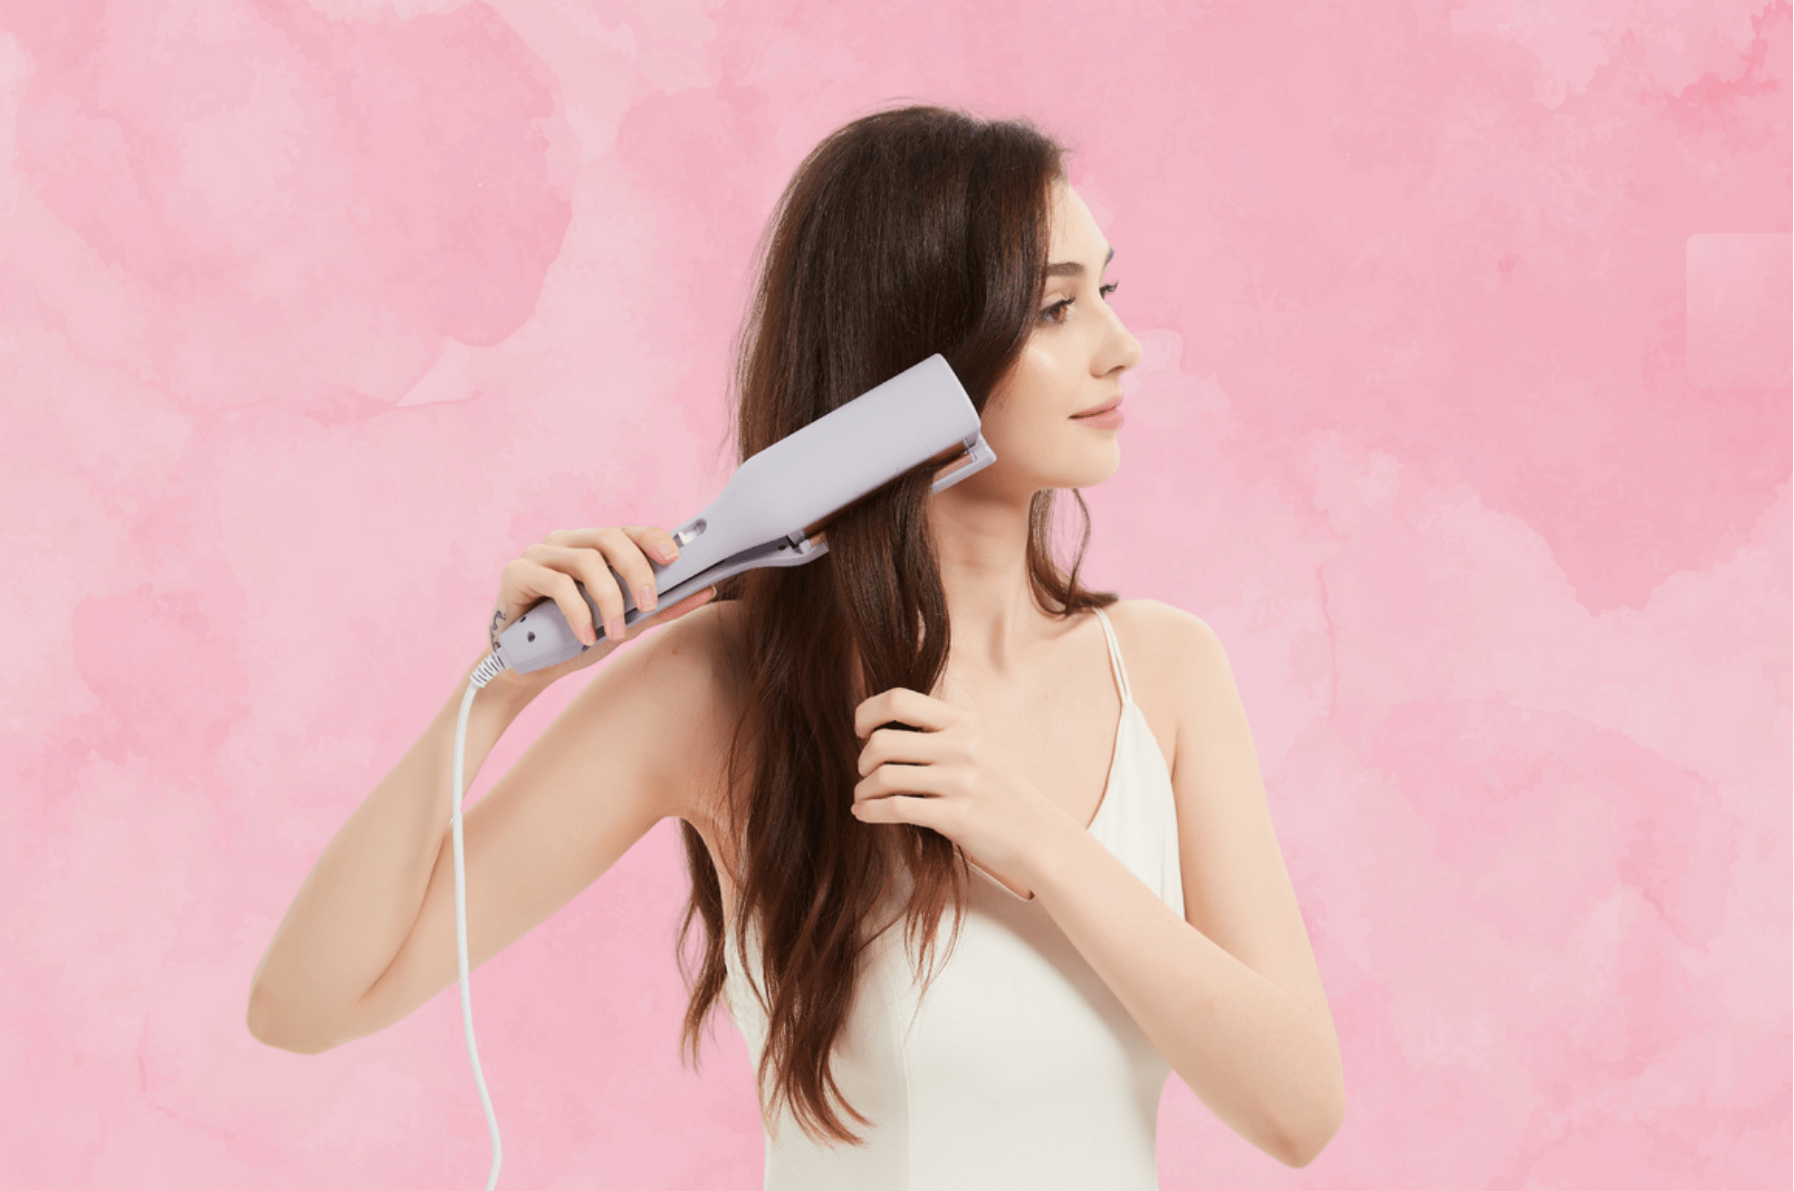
[1117,325,1143,372]
[1100,309,1144,375]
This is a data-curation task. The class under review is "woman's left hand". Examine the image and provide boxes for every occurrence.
[852,687,1069,898]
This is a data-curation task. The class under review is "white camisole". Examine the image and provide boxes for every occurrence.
[722,605,1186,1189]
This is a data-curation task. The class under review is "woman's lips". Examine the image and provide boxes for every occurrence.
[1072,396,1124,429]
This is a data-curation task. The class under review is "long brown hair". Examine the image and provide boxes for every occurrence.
[675,104,1116,1144]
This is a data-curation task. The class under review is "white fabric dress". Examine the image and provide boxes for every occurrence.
[722,606,1185,1189]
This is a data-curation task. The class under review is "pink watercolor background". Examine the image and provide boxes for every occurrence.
[1,0,1788,1186]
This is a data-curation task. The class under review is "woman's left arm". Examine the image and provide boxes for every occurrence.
[853,607,1345,1169]
[1024,607,1345,1168]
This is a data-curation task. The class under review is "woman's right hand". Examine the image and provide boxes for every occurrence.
[484,525,717,692]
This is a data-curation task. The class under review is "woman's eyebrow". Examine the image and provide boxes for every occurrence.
[1044,245,1116,278]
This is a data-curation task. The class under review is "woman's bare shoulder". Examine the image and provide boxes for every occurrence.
[1101,598,1218,768]
[1111,598,1228,687]
[1105,595,1219,652]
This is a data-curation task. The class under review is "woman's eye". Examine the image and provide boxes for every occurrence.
[1040,281,1118,324]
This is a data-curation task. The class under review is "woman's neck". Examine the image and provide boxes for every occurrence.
[928,487,1054,676]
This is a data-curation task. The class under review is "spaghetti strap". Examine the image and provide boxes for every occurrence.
[1091,606,1133,706]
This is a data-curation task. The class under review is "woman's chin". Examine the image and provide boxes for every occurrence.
[981,451,1120,497]
[1066,450,1121,488]
[1042,467,1119,492]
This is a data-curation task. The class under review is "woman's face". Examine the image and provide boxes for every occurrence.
[974,180,1143,498]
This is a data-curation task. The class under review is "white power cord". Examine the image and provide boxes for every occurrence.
[455,651,513,1190]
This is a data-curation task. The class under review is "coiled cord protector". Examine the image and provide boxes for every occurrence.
[455,651,513,1189]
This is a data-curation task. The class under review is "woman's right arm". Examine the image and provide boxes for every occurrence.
[245,525,722,1054]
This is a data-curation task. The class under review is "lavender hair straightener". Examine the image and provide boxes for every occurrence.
[489,353,995,675]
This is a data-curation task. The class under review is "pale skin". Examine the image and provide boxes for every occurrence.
[247,180,1344,1170]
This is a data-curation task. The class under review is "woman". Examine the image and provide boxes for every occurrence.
[247,105,1345,1184]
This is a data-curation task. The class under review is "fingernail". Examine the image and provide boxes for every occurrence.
[637,585,656,612]
[607,616,625,641]
[581,624,597,646]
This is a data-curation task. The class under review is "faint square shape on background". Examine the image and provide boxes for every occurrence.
[1685,233,1792,387]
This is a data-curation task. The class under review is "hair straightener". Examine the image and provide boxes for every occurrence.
[449,353,994,1188]
[488,353,994,675]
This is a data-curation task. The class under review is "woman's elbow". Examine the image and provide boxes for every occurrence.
[246,984,341,1055]
[1283,1088,1345,1168]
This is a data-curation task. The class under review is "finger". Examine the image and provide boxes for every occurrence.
[856,724,946,777]
[623,524,681,567]
[853,687,954,738]
[524,543,625,641]
[851,791,943,830]
[542,527,680,616]
[853,762,947,805]
[587,526,662,621]
[537,543,626,620]
[613,525,689,608]
[498,558,593,644]
[510,557,601,646]
[549,526,682,571]
[628,585,717,634]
